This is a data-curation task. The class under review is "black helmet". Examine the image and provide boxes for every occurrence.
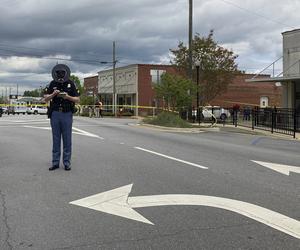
[52,64,71,83]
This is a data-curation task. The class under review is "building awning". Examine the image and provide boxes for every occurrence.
[246,75,300,83]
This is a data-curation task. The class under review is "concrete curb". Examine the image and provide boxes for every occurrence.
[136,123,220,133]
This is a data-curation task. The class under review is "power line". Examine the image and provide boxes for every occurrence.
[218,0,296,29]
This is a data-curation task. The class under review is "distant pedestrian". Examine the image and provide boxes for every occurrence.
[192,106,197,123]
[89,105,93,118]
[243,106,251,121]
[118,107,123,118]
[95,100,103,118]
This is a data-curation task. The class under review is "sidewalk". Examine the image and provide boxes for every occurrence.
[138,120,300,140]
[217,124,300,140]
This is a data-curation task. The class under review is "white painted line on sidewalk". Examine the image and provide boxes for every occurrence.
[134,147,208,170]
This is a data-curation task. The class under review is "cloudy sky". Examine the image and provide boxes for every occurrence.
[0,0,299,95]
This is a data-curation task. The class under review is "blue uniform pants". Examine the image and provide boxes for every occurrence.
[50,111,73,167]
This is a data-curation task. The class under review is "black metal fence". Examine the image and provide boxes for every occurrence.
[184,106,300,138]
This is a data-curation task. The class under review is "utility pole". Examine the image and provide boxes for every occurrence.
[113,41,117,117]
[100,41,117,117]
[188,0,193,80]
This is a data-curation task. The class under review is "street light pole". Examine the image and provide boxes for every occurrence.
[188,0,193,80]
[113,41,117,117]
[195,59,201,124]
[101,42,117,117]
[196,65,199,108]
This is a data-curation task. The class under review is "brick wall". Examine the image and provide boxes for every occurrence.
[83,76,98,96]
[138,64,178,107]
[210,74,282,108]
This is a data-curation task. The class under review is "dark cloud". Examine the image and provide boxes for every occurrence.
[0,0,298,92]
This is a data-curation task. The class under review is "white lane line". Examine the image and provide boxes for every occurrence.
[23,125,51,130]
[23,126,104,140]
[1,119,48,123]
[134,147,208,170]
[2,122,49,125]
[72,127,104,139]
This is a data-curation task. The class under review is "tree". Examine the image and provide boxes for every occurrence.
[70,75,84,95]
[80,95,94,105]
[170,30,240,105]
[0,96,5,103]
[154,73,196,111]
[23,89,40,97]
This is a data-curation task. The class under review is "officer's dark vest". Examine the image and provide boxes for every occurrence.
[50,80,75,112]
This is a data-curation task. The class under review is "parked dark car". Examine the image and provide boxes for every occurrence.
[0,107,3,117]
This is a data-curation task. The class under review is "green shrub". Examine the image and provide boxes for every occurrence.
[143,112,192,128]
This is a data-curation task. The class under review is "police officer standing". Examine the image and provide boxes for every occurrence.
[44,64,80,171]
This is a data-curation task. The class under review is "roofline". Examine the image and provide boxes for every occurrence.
[246,75,300,83]
[83,75,98,80]
[282,28,300,35]
[239,73,271,77]
[98,63,175,74]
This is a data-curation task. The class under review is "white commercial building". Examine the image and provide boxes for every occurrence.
[248,28,300,110]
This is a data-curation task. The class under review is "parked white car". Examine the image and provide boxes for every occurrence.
[1,106,8,114]
[27,105,47,115]
[7,106,27,115]
[201,106,231,120]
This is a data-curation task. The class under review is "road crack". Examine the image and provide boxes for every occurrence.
[0,190,13,250]
[52,222,254,250]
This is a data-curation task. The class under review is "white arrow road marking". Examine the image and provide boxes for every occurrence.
[252,160,300,176]
[70,184,300,239]
[71,184,153,225]
[134,147,208,169]
[23,126,104,139]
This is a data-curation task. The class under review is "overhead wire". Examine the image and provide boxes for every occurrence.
[218,0,296,29]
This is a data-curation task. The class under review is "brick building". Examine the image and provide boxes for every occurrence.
[98,64,177,115]
[247,29,300,111]
[86,64,283,115]
[211,74,282,108]
[83,75,98,97]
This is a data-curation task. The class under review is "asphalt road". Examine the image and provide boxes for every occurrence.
[0,115,299,250]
